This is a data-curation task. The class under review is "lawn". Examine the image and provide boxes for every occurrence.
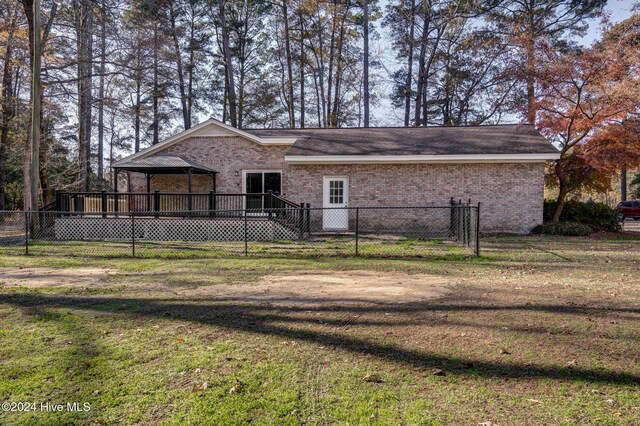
[0,234,638,425]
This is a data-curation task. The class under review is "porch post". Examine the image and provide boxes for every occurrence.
[145,173,151,212]
[113,169,119,214]
[211,174,217,213]
[187,168,193,211]
[113,169,119,193]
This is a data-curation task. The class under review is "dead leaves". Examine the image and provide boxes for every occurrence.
[229,381,244,394]
[191,381,209,393]
[362,373,383,383]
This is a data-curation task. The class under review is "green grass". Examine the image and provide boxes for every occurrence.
[1,234,472,261]
[0,234,639,424]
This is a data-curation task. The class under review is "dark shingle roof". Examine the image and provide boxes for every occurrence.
[112,155,217,174]
[245,124,558,156]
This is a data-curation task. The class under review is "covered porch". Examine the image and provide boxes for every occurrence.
[50,155,302,218]
[112,154,218,195]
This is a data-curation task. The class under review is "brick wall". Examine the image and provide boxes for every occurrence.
[286,163,545,234]
[126,136,545,233]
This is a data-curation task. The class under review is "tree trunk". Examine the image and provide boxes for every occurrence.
[186,15,195,128]
[97,0,106,182]
[218,0,238,127]
[621,167,627,202]
[152,20,159,145]
[169,2,190,130]
[75,0,93,191]
[362,0,370,127]
[0,8,18,210]
[525,41,536,124]
[326,0,340,127]
[525,11,536,125]
[282,1,295,128]
[551,163,569,223]
[298,13,305,128]
[312,37,326,126]
[414,5,430,126]
[404,0,415,127]
[134,76,141,153]
[29,0,42,209]
[331,10,347,127]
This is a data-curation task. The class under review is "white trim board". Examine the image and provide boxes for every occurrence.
[189,135,297,145]
[285,153,560,164]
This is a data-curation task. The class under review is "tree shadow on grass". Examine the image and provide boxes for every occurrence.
[1,292,639,387]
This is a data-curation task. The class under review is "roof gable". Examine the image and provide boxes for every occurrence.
[118,118,295,163]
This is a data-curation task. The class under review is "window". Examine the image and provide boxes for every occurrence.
[245,172,281,194]
[329,180,344,204]
[244,171,282,210]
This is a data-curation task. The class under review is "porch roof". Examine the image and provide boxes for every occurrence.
[112,155,218,175]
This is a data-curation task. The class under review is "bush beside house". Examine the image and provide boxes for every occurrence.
[534,200,621,235]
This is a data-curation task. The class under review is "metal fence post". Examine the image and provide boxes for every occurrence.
[457,200,462,244]
[465,205,470,247]
[244,210,248,256]
[475,202,481,257]
[462,204,467,246]
[298,203,304,240]
[355,207,359,256]
[449,197,455,237]
[131,213,136,257]
[24,211,29,255]
[467,203,471,247]
[306,203,311,236]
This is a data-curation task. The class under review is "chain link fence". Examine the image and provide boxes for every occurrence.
[0,202,480,259]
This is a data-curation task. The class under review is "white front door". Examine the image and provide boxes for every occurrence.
[323,177,349,230]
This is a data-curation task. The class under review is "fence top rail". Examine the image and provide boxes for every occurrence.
[57,192,278,196]
[32,205,476,215]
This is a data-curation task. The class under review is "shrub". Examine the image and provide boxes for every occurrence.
[531,222,593,236]
[543,200,621,232]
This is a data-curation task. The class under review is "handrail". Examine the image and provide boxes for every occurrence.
[271,193,300,209]
[40,201,57,212]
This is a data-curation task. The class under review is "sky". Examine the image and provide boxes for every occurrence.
[582,0,637,44]
[370,0,638,126]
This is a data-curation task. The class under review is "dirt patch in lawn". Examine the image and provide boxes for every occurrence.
[185,270,451,305]
[0,267,118,288]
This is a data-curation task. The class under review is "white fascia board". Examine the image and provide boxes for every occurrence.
[246,137,297,145]
[285,153,561,164]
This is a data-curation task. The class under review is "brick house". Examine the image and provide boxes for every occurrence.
[113,118,560,233]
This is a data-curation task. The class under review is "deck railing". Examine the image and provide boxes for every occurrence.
[53,190,300,218]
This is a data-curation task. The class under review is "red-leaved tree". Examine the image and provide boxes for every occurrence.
[536,13,640,222]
